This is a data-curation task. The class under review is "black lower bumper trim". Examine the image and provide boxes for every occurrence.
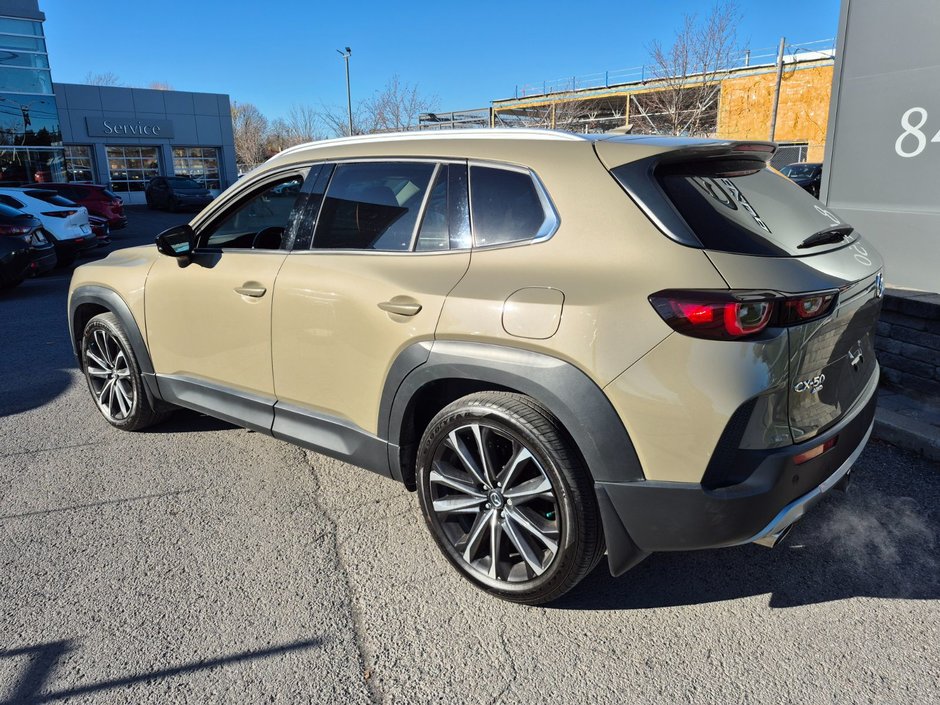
[597,368,878,559]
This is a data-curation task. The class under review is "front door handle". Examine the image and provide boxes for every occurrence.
[234,285,267,298]
[378,299,422,316]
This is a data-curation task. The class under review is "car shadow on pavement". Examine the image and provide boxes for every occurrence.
[0,637,325,705]
[555,444,940,611]
[142,409,238,434]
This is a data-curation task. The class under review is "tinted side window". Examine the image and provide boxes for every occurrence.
[0,195,23,209]
[469,166,551,247]
[313,162,435,251]
[200,173,307,250]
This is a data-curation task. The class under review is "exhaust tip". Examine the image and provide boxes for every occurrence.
[753,523,794,549]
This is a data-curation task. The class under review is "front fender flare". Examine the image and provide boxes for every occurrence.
[69,285,161,401]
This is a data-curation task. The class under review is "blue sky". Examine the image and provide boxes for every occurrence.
[41,0,840,120]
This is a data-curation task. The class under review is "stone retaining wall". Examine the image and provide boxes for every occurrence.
[875,290,940,399]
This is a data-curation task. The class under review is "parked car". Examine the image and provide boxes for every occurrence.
[0,188,95,266]
[0,202,55,288]
[781,162,823,198]
[68,131,884,604]
[29,182,127,229]
[145,176,213,212]
[88,215,111,247]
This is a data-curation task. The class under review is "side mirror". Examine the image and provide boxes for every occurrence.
[155,223,194,258]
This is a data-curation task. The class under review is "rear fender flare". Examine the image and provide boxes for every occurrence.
[381,340,644,485]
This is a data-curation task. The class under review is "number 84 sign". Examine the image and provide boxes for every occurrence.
[895,107,940,158]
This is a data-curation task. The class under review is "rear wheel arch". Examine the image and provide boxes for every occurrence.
[383,340,645,490]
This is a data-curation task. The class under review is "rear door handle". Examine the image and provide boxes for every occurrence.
[234,285,267,298]
[378,299,422,316]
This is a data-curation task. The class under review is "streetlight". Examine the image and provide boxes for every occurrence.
[337,47,352,136]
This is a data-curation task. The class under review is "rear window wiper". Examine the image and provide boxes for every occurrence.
[797,225,854,249]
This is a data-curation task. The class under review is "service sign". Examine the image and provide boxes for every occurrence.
[85,117,175,138]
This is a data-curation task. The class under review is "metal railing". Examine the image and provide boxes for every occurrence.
[512,38,836,99]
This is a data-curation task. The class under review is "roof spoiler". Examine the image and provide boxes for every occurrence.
[655,140,777,167]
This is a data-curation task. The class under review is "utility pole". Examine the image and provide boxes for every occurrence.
[769,37,785,141]
[337,47,352,135]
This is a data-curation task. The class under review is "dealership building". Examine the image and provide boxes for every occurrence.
[1,0,237,203]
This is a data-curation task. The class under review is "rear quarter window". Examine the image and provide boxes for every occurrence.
[469,166,556,247]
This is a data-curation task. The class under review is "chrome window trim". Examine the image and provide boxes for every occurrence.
[467,159,561,249]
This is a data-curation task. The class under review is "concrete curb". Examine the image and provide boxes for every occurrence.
[874,406,940,462]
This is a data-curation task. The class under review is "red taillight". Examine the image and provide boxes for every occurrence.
[781,293,836,324]
[650,289,838,341]
[0,224,32,237]
[794,436,838,465]
[42,210,77,218]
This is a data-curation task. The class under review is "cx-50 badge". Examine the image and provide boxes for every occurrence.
[795,374,826,394]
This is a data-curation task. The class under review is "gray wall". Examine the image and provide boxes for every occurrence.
[54,83,237,201]
[821,0,940,293]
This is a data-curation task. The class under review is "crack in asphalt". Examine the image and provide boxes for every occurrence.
[299,449,384,705]
[487,630,520,705]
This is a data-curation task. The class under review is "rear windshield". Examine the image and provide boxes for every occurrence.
[24,190,75,207]
[613,161,855,257]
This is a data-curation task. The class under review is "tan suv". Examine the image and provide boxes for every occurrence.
[68,130,884,604]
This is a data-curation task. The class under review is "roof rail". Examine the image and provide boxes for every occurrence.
[276,128,587,158]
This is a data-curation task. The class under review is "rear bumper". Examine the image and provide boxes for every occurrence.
[597,366,879,576]
[29,248,57,275]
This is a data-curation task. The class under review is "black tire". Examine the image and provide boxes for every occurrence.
[416,391,603,605]
[81,312,170,431]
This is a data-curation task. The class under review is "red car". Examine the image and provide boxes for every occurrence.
[30,183,127,229]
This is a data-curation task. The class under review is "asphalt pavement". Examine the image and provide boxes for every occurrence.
[1,208,938,704]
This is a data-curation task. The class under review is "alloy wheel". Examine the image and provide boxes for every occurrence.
[428,423,560,583]
[85,329,135,421]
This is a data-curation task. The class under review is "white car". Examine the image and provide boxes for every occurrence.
[0,187,96,265]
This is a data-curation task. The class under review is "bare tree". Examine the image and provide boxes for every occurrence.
[641,1,740,136]
[147,81,174,91]
[230,101,269,168]
[84,71,122,86]
[362,75,437,133]
[284,103,324,143]
[319,101,366,137]
[319,76,437,137]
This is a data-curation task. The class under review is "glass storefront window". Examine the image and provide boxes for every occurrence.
[0,34,45,52]
[0,17,43,36]
[64,145,96,182]
[0,51,49,69]
[0,92,60,145]
[0,66,52,94]
[0,146,66,185]
[172,147,221,190]
[107,145,160,192]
